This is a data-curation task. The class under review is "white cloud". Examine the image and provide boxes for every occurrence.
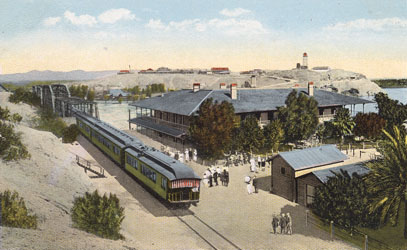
[208,18,267,34]
[64,11,97,26]
[98,8,136,24]
[146,19,166,30]
[325,17,407,31]
[145,17,267,35]
[168,19,200,31]
[43,17,61,26]
[220,8,251,17]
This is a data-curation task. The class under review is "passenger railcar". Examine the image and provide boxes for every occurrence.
[74,110,200,204]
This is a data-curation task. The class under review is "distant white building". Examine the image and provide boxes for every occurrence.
[312,66,331,72]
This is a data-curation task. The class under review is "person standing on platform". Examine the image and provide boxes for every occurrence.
[193,149,197,162]
[250,157,256,172]
[185,149,189,162]
[213,171,219,186]
[272,215,279,234]
[208,168,213,187]
[257,155,261,169]
[280,213,287,234]
[286,213,292,235]
[252,175,258,193]
[225,169,229,187]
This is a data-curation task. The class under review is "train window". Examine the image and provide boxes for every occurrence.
[141,164,156,183]
[161,177,167,190]
[113,145,120,155]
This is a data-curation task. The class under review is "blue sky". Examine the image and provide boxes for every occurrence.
[0,0,406,77]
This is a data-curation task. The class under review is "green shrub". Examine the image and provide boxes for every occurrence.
[0,107,30,161]
[9,87,41,106]
[62,124,80,143]
[35,109,67,138]
[71,190,125,240]
[0,190,38,229]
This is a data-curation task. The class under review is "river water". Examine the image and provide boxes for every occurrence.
[353,88,407,114]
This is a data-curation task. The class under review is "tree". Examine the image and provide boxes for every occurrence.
[366,126,407,238]
[277,90,319,143]
[375,92,407,132]
[354,112,386,140]
[103,94,110,103]
[189,98,235,160]
[237,115,264,154]
[263,119,284,152]
[312,170,379,231]
[332,107,355,143]
[118,97,123,104]
[71,190,125,240]
[87,89,95,101]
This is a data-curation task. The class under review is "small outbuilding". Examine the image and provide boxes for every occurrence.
[297,163,370,207]
[271,145,348,204]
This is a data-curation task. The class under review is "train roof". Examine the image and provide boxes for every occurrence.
[74,109,200,181]
[125,145,200,181]
[75,110,141,146]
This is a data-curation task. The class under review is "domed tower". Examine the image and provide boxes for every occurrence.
[303,52,308,69]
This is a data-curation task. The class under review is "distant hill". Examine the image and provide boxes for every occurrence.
[0,70,117,84]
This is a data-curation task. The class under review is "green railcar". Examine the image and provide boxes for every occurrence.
[75,111,200,204]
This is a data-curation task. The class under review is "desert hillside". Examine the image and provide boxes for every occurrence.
[75,68,381,96]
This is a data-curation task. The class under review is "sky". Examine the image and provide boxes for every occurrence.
[0,0,406,78]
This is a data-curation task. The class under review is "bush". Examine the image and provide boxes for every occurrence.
[0,190,38,229]
[62,124,80,143]
[0,107,30,161]
[9,87,41,106]
[312,170,380,230]
[35,109,67,138]
[71,190,125,240]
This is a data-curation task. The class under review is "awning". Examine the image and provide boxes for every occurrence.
[129,117,186,138]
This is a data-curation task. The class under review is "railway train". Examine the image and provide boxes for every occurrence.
[73,109,200,205]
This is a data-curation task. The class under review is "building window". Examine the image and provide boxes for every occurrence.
[281,167,286,175]
[161,177,167,190]
[141,164,156,183]
[306,185,315,205]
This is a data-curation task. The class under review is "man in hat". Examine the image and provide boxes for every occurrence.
[272,214,279,234]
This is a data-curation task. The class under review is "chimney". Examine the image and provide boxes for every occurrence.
[308,81,314,96]
[250,75,257,88]
[219,83,226,89]
[193,83,200,92]
[230,83,237,100]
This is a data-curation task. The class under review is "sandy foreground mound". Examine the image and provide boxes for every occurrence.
[75,68,381,97]
[0,93,133,250]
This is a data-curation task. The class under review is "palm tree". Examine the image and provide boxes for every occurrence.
[332,108,355,144]
[366,126,407,238]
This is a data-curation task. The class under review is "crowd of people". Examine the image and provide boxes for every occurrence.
[203,166,229,187]
[271,213,293,235]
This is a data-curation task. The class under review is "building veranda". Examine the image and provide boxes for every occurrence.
[129,82,373,150]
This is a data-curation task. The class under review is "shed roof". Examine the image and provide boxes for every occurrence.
[130,88,373,116]
[312,163,370,183]
[277,145,348,171]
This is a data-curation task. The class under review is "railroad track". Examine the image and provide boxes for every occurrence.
[172,211,242,250]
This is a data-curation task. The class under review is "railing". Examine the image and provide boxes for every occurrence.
[141,116,189,132]
[306,210,393,250]
[75,155,105,178]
